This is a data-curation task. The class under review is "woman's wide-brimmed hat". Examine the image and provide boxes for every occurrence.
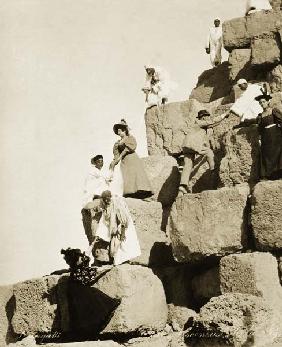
[197,109,211,119]
[113,119,129,135]
[255,93,272,101]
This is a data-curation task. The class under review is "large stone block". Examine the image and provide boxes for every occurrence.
[220,252,282,311]
[223,11,282,51]
[219,126,260,186]
[124,333,185,347]
[251,180,282,251]
[142,155,180,206]
[98,265,168,335]
[222,17,248,52]
[126,199,174,266]
[251,34,281,66]
[270,0,282,10]
[185,293,281,347]
[228,48,256,82]
[267,64,282,92]
[191,267,221,305]
[0,285,16,346]
[169,184,249,262]
[68,265,167,337]
[145,99,201,156]
[189,62,232,103]
[11,275,68,336]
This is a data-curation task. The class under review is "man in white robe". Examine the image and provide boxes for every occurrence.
[230,79,264,121]
[205,18,223,67]
[246,0,272,15]
[82,154,111,206]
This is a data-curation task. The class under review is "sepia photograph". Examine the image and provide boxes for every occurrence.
[1,0,282,346]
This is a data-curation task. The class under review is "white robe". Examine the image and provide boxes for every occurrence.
[95,197,141,265]
[206,26,223,67]
[246,0,272,14]
[230,84,263,121]
[82,166,110,206]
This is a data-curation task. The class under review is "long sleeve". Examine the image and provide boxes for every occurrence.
[124,135,137,152]
[205,30,210,49]
[197,113,225,129]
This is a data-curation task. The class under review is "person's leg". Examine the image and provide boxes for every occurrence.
[204,148,215,170]
[179,152,194,194]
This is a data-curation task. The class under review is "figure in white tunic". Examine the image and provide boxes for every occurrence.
[246,0,272,15]
[205,18,223,67]
[230,79,265,121]
[85,190,141,266]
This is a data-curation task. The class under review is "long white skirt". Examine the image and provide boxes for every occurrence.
[109,162,123,196]
[95,214,141,265]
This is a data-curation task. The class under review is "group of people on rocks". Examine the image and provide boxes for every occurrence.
[81,119,153,269]
[67,0,281,275]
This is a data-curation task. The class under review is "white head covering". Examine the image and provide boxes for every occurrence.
[237,78,248,86]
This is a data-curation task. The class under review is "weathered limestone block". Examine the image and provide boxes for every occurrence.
[145,99,201,155]
[142,155,180,206]
[219,126,260,186]
[251,180,282,251]
[189,62,231,103]
[9,335,36,347]
[223,11,282,51]
[228,48,256,82]
[126,199,174,266]
[267,64,282,92]
[169,184,249,262]
[191,267,221,304]
[0,285,16,346]
[11,275,68,336]
[270,0,282,10]
[98,265,167,335]
[223,17,248,51]
[251,34,281,65]
[124,333,184,347]
[185,293,281,347]
[167,304,196,331]
[220,252,282,313]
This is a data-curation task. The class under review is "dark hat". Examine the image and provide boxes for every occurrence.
[197,109,210,119]
[255,93,272,101]
[113,119,129,135]
[101,190,112,199]
[91,154,103,163]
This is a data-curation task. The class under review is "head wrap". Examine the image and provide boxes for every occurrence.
[237,78,248,86]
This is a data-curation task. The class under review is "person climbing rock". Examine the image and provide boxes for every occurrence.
[178,109,229,195]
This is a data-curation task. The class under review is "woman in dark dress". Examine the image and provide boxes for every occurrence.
[236,94,282,180]
[110,119,153,198]
[255,94,282,179]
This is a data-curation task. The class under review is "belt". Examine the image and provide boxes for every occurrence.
[264,124,276,129]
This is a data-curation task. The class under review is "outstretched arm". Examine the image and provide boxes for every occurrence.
[197,113,228,128]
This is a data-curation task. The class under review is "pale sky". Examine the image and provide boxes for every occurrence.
[0,0,246,285]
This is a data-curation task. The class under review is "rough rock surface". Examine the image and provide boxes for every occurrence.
[169,184,249,262]
[95,265,167,335]
[145,99,201,156]
[189,62,232,103]
[268,64,282,92]
[251,180,282,251]
[220,252,282,313]
[251,33,281,66]
[191,267,221,304]
[223,11,282,51]
[167,304,196,331]
[186,293,281,347]
[0,285,16,346]
[126,199,174,266]
[11,275,68,336]
[228,48,256,82]
[219,126,260,186]
[142,155,180,206]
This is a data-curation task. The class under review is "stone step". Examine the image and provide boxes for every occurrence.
[169,184,250,262]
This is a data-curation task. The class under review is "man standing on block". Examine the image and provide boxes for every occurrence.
[205,18,223,67]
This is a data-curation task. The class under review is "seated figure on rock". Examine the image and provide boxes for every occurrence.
[141,65,175,109]
[178,109,229,196]
[83,190,141,266]
[245,0,272,15]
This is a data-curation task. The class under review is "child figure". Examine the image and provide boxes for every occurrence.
[178,109,228,195]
